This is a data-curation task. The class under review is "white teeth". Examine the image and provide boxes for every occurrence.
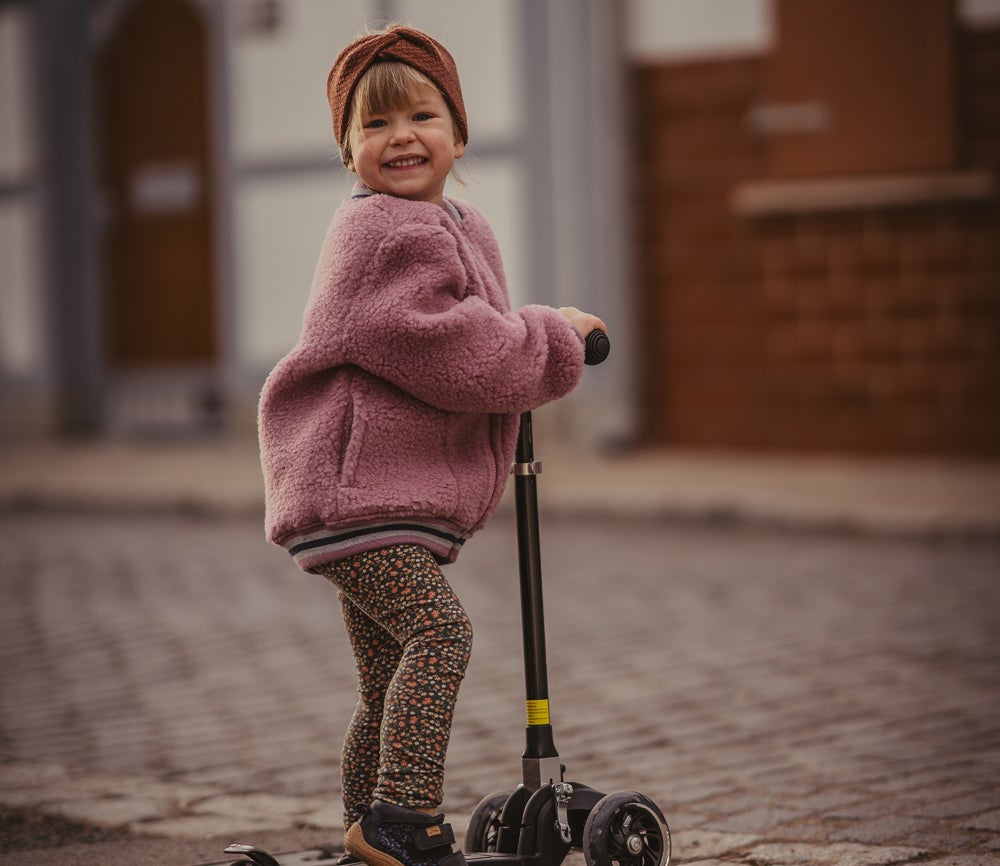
[388,157,425,167]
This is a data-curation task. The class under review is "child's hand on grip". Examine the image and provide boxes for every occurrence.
[558,306,607,340]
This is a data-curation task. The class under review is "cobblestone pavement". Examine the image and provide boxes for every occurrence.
[1,510,999,866]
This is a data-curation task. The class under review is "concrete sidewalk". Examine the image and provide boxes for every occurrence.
[2,433,1000,537]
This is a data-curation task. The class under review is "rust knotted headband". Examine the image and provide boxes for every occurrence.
[327,25,468,162]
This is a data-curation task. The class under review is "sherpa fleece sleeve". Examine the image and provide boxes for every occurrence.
[340,217,585,414]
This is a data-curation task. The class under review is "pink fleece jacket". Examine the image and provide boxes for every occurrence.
[258,187,585,571]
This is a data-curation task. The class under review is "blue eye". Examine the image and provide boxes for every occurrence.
[414,112,433,121]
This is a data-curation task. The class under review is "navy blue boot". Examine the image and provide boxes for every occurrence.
[346,802,465,866]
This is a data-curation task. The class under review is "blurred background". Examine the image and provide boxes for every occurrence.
[2,5,1000,856]
[1,0,998,458]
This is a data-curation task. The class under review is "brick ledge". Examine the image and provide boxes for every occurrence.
[731,170,995,217]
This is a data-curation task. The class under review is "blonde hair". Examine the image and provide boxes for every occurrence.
[342,60,463,169]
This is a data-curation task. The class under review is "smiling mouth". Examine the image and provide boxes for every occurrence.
[385,157,427,168]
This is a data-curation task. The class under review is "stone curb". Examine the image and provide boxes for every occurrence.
[3,479,999,543]
[2,441,999,540]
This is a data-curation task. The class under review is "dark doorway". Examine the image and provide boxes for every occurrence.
[96,0,217,368]
[94,0,222,434]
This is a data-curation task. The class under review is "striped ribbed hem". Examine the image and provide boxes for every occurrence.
[283,520,467,571]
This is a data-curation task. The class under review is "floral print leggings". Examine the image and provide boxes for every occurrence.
[316,544,473,829]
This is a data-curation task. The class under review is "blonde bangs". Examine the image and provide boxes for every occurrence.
[356,62,433,118]
[343,62,435,162]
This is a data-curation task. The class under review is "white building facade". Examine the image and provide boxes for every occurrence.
[2,0,998,446]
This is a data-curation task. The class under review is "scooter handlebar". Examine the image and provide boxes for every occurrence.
[584,330,611,366]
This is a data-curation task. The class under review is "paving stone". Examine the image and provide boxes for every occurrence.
[260,762,340,798]
[0,787,75,808]
[41,796,173,828]
[694,792,783,816]
[684,860,740,866]
[127,814,295,839]
[913,770,1000,802]
[747,841,927,866]
[831,817,935,845]
[913,795,1000,820]
[63,772,219,804]
[670,829,759,860]
[301,802,344,830]
[921,857,1000,866]
[0,760,71,788]
[0,762,223,814]
[826,800,918,822]
[703,807,812,834]
[781,791,872,813]
[902,831,980,850]
[869,773,977,800]
[836,848,933,866]
[187,792,325,820]
[965,811,1000,832]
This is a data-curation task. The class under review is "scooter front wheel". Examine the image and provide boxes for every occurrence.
[582,791,670,866]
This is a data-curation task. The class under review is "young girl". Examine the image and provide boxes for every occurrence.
[258,24,605,866]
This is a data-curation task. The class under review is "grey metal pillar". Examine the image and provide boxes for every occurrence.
[31,0,105,436]
[521,0,637,448]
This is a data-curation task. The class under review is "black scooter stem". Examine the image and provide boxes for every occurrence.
[513,328,610,790]
[512,410,561,791]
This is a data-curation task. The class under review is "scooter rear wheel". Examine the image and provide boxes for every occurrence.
[465,789,514,852]
[582,791,670,866]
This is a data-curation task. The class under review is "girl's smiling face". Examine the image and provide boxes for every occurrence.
[348,79,465,206]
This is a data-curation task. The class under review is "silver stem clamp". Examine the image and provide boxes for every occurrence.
[554,781,574,844]
[511,461,543,476]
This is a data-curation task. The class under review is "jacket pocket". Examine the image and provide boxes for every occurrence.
[337,395,362,489]
[336,382,459,520]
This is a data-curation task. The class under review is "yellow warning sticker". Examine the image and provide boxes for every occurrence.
[526,699,550,726]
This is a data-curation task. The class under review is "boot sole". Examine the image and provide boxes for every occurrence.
[346,821,409,866]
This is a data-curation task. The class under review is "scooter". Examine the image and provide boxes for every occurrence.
[210,332,671,866]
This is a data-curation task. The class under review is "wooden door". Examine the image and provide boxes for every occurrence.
[96,0,216,367]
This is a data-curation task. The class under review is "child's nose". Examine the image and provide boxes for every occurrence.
[389,120,416,145]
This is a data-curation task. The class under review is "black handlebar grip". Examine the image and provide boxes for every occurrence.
[584,330,611,366]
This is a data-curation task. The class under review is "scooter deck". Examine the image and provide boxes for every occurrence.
[193,847,340,866]
[195,850,543,866]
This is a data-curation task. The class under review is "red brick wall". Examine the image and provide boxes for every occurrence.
[632,27,1000,457]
